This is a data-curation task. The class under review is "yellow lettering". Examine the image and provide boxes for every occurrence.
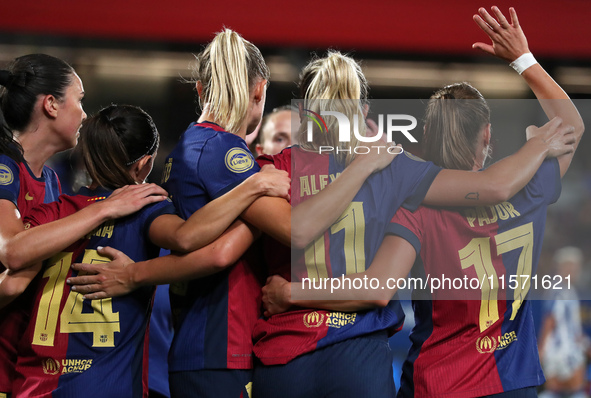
[476,206,492,226]
[502,201,520,218]
[329,172,341,182]
[319,174,329,190]
[487,206,498,223]
[464,208,477,228]
[495,203,509,220]
[100,222,114,238]
[310,176,320,195]
[300,176,311,197]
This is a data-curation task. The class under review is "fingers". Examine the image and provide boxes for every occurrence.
[70,283,104,294]
[548,116,564,128]
[478,7,501,32]
[472,42,495,56]
[559,126,576,146]
[83,292,109,300]
[70,262,100,274]
[144,184,168,197]
[67,274,105,286]
[142,194,168,206]
[97,246,123,260]
[509,7,519,27]
[491,6,510,28]
[473,14,495,37]
[366,119,379,137]
[119,183,168,198]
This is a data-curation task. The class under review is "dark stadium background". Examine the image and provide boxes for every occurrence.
[1,0,590,391]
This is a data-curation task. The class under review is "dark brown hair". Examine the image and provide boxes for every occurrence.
[78,105,159,190]
[0,54,75,161]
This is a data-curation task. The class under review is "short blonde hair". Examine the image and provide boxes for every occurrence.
[192,29,270,135]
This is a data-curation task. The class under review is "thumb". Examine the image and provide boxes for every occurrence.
[97,246,122,261]
[472,42,495,56]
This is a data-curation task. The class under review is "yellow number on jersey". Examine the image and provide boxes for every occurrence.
[60,250,120,347]
[33,250,120,347]
[459,238,499,333]
[458,222,534,332]
[33,252,73,346]
[304,202,366,280]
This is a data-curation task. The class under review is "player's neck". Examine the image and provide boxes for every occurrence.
[198,109,247,139]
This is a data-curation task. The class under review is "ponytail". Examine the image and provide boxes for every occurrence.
[422,82,490,170]
[192,29,270,135]
[297,51,368,166]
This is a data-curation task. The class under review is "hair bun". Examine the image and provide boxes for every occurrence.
[0,70,11,87]
[0,70,27,89]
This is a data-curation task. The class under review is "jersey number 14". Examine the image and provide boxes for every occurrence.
[32,250,120,348]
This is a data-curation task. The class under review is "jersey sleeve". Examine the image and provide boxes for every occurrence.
[388,151,442,212]
[0,155,21,208]
[198,132,261,199]
[525,158,562,205]
[385,207,424,255]
[141,198,178,242]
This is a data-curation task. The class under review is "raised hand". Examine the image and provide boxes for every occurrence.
[67,246,137,299]
[472,6,529,62]
[262,275,292,317]
[527,117,576,158]
[97,183,168,220]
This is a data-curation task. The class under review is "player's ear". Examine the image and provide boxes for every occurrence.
[130,155,154,183]
[255,143,264,157]
[42,94,59,119]
[484,123,491,147]
[196,81,204,99]
[252,79,267,104]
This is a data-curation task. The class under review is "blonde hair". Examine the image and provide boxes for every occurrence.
[423,82,490,170]
[297,51,368,165]
[192,29,270,135]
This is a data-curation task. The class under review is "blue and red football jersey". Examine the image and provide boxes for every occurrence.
[162,121,263,371]
[0,155,62,394]
[252,147,442,365]
[12,187,175,398]
[389,159,560,398]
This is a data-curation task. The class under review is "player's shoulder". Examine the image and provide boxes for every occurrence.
[0,154,22,184]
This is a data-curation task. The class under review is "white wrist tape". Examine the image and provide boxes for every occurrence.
[509,52,538,75]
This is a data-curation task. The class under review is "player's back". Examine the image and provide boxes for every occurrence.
[162,121,263,372]
[13,187,174,398]
[393,159,561,397]
[253,147,441,365]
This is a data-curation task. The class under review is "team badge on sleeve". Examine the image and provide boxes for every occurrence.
[224,148,254,173]
[0,164,14,185]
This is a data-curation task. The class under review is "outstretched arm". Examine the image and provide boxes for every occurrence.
[473,6,584,177]
[0,183,168,271]
[150,164,289,252]
[67,220,257,299]
[423,117,574,206]
[262,235,416,316]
